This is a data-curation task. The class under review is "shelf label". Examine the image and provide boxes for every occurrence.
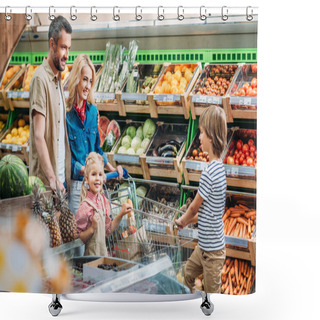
[225,235,248,248]
[121,93,147,101]
[192,94,222,105]
[185,160,208,171]
[7,91,30,99]
[154,94,180,102]
[94,92,116,100]
[230,96,257,106]
[114,153,140,164]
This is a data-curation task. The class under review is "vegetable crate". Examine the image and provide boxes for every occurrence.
[0,64,27,110]
[119,63,165,116]
[181,128,235,185]
[188,63,240,121]
[107,120,156,178]
[148,63,202,119]
[6,65,39,110]
[227,64,257,121]
[223,128,257,189]
[0,116,30,165]
[144,122,188,183]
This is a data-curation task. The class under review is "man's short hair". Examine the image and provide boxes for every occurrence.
[48,16,72,46]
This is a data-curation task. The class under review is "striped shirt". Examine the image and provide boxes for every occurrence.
[197,160,226,251]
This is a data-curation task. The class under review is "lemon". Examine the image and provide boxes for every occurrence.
[23,124,30,130]
[5,133,12,140]
[11,128,18,136]
[2,139,8,144]
[18,119,26,127]
[21,136,28,144]
[18,127,24,135]
[11,137,17,144]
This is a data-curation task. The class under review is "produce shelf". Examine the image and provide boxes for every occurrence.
[9,53,32,65]
[206,48,257,64]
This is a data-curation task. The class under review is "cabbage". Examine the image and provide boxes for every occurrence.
[118,183,129,204]
[121,135,132,147]
[118,146,127,154]
[111,200,122,216]
[136,126,143,140]
[136,148,144,155]
[126,126,136,139]
[141,138,150,150]
[127,147,136,155]
[131,136,142,151]
[122,142,131,150]
[136,185,147,197]
[143,119,156,139]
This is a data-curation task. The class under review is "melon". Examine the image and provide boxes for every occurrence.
[98,115,110,146]
[106,120,121,140]
[0,155,30,199]
[29,176,46,194]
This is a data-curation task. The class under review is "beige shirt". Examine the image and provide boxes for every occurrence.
[29,57,71,189]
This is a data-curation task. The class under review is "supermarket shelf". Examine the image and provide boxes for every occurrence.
[226,177,256,189]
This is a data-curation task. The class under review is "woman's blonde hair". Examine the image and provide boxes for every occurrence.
[66,54,96,111]
[80,152,105,202]
[199,105,227,158]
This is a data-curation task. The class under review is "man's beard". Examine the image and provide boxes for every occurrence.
[52,50,66,72]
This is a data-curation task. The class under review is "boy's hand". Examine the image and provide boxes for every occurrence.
[120,203,133,217]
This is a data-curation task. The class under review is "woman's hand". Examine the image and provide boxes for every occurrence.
[116,165,123,180]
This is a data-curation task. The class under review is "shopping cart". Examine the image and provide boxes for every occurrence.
[49,169,213,317]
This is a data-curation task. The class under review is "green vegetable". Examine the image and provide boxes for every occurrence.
[141,138,150,150]
[131,136,142,152]
[136,126,143,140]
[118,146,127,154]
[102,130,116,153]
[127,147,136,155]
[119,182,129,204]
[136,148,144,155]
[121,135,132,147]
[126,126,136,139]
[143,119,156,139]
[136,185,147,197]
[29,176,46,194]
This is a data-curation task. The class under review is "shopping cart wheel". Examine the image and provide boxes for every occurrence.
[48,294,63,317]
[200,292,214,316]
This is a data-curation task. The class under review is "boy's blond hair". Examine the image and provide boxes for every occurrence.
[199,105,227,158]
[80,152,104,202]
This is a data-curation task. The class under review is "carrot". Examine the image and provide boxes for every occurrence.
[223,208,231,222]
[230,212,241,218]
[234,259,239,287]
[246,273,252,294]
[246,210,256,218]
[239,204,250,211]
[237,217,249,226]
[233,223,241,237]
[227,218,237,235]
[239,277,246,295]
[224,286,229,295]
[230,208,245,214]
[226,260,234,274]
[229,272,233,295]
[248,219,251,234]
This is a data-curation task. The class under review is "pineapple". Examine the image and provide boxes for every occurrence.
[42,195,62,248]
[31,185,49,232]
[53,185,77,244]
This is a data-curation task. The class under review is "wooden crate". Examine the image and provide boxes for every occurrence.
[147,63,202,119]
[188,63,240,121]
[0,116,30,164]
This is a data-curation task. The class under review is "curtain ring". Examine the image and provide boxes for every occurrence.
[200,6,207,21]
[177,6,184,21]
[135,6,142,21]
[49,6,55,21]
[157,6,164,21]
[70,6,77,21]
[90,6,97,21]
[5,6,12,21]
[25,6,32,21]
[113,6,120,21]
[221,6,228,21]
[246,6,253,21]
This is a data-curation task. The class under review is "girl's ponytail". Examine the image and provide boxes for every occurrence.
[80,178,87,202]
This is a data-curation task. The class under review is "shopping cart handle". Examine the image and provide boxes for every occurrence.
[105,168,129,180]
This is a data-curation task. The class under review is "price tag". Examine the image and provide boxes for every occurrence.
[154,94,180,102]
[94,92,115,100]
[12,145,19,152]
[121,93,147,101]
[231,166,239,175]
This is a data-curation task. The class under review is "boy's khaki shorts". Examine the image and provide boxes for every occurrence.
[184,245,226,293]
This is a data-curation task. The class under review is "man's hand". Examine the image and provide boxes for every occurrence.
[49,177,65,194]
[175,217,185,231]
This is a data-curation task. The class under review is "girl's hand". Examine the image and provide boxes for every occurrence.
[120,203,133,217]
[91,214,99,230]
[175,217,185,230]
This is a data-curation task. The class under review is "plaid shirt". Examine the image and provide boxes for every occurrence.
[76,190,112,237]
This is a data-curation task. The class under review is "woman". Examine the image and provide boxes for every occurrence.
[66,54,123,220]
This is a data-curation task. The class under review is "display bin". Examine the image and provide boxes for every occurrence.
[227,64,257,121]
[119,63,165,116]
[223,128,257,189]
[0,115,30,164]
[188,63,240,121]
[6,64,40,110]
[182,127,235,184]
[144,122,188,183]
[148,63,202,119]
[107,120,156,178]
[0,65,26,110]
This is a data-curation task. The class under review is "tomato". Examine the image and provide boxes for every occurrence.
[251,64,257,73]
[238,88,246,96]
[199,152,203,157]
[203,151,209,158]
[227,156,235,165]
[235,159,240,165]
[234,149,238,156]
[190,156,194,160]
[239,150,243,156]
[245,151,249,158]
[192,149,198,157]
[250,145,256,153]
[251,77,257,88]
[250,152,255,159]
[246,157,254,166]
[248,139,255,147]
[239,156,244,165]
[236,140,243,150]
[242,159,247,165]
[242,144,249,153]
[242,82,250,93]
[195,156,199,161]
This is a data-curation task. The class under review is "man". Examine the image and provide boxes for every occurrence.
[29,16,72,192]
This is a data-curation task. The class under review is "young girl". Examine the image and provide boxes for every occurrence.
[175,105,227,294]
[76,152,131,256]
